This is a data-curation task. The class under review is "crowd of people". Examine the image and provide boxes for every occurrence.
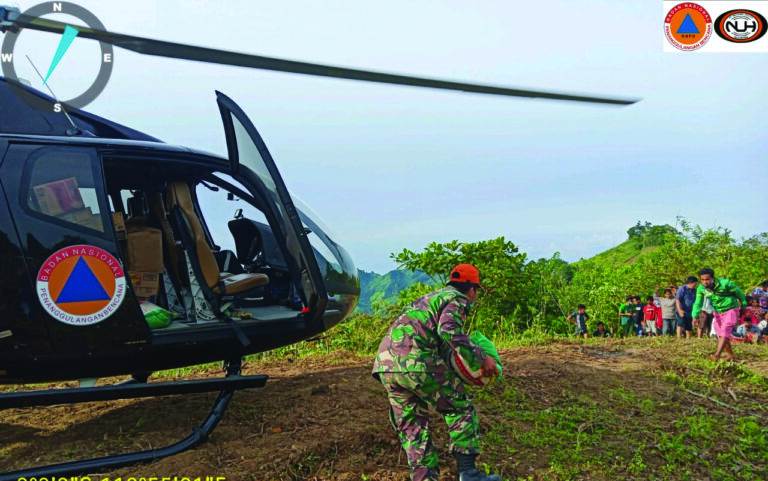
[569,271,768,353]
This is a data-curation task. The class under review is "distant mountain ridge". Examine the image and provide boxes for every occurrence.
[356,269,433,313]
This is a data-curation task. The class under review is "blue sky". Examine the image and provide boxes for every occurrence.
[7,0,768,273]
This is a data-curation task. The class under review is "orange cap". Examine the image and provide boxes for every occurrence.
[449,264,480,286]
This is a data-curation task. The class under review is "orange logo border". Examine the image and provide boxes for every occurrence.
[36,245,126,326]
[665,2,713,51]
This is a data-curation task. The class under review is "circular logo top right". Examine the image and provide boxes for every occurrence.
[665,3,713,50]
[714,9,767,43]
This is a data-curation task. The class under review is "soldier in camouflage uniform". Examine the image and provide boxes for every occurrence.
[372,264,500,481]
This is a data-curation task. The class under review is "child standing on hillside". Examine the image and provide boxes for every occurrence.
[567,304,590,339]
[619,297,635,338]
[633,296,645,336]
[642,296,660,336]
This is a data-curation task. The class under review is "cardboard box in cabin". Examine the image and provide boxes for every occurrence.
[33,177,84,216]
[112,212,127,240]
[54,207,104,231]
[129,271,159,303]
[126,225,163,273]
[81,215,104,231]
[57,206,92,223]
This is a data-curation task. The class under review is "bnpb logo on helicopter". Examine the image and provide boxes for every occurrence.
[36,245,126,326]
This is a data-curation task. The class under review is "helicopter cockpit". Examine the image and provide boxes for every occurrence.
[94,108,361,334]
[102,165,359,331]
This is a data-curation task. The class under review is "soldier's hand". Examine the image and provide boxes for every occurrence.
[481,355,499,377]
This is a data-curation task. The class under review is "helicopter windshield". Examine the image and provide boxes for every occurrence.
[229,116,286,230]
[228,118,360,304]
[293,197,360,301]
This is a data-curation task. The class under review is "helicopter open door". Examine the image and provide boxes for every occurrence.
[215,92,330,326]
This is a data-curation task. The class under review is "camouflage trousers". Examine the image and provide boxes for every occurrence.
[377,371,480,481]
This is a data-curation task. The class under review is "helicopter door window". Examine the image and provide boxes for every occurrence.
[24,148,106,232]
[195,175,269,255]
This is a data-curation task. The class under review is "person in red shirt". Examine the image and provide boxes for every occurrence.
[643,296,660,337]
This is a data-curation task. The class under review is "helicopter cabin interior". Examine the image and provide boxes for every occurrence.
[24,146,307,332]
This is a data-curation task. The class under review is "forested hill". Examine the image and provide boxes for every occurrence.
[356,222,676,314]
[356,269,432,313]
[580,221,677,267]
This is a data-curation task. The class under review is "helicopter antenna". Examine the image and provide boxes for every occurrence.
[24,54,81,134]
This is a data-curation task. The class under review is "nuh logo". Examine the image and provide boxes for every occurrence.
[715,9,767,43]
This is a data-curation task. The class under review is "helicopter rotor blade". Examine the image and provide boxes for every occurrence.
[3,13,639,105]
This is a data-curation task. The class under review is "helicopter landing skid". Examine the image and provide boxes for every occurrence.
[0,359,266,481]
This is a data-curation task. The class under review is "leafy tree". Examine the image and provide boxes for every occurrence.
[636,224,768,292]
[627,221,650,240]
[627,221,677,250]
[523,254,575,333]
[391,237,532,335]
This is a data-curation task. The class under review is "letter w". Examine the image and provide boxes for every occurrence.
[0,53,12,63]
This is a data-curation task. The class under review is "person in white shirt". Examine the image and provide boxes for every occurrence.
[696,296,715,339]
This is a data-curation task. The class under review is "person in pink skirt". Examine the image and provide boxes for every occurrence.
[692,268,747,362]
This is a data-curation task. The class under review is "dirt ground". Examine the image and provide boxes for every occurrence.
[1,341,767,481]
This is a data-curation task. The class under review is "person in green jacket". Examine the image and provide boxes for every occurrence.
[618,296,635,338]
[692,267,747,362]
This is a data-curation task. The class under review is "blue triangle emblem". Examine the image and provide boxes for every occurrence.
[677,13,700,34]
[55,256,111,303]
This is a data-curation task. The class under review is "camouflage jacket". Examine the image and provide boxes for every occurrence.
[372,286,487,375]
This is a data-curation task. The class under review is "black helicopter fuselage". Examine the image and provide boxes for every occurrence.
[0,80,360,384]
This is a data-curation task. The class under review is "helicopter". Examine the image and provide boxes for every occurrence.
[0,3,638,479]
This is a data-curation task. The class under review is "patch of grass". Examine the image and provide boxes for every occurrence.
[467,340,768,480]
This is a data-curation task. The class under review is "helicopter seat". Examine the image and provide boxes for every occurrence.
[228,218,288,271]
[146,192,183,281]
[166,181,269,297]
[214,249,246,275]
[145,191,195,315]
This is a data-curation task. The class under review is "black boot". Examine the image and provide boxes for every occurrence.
[455,453,501,481]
